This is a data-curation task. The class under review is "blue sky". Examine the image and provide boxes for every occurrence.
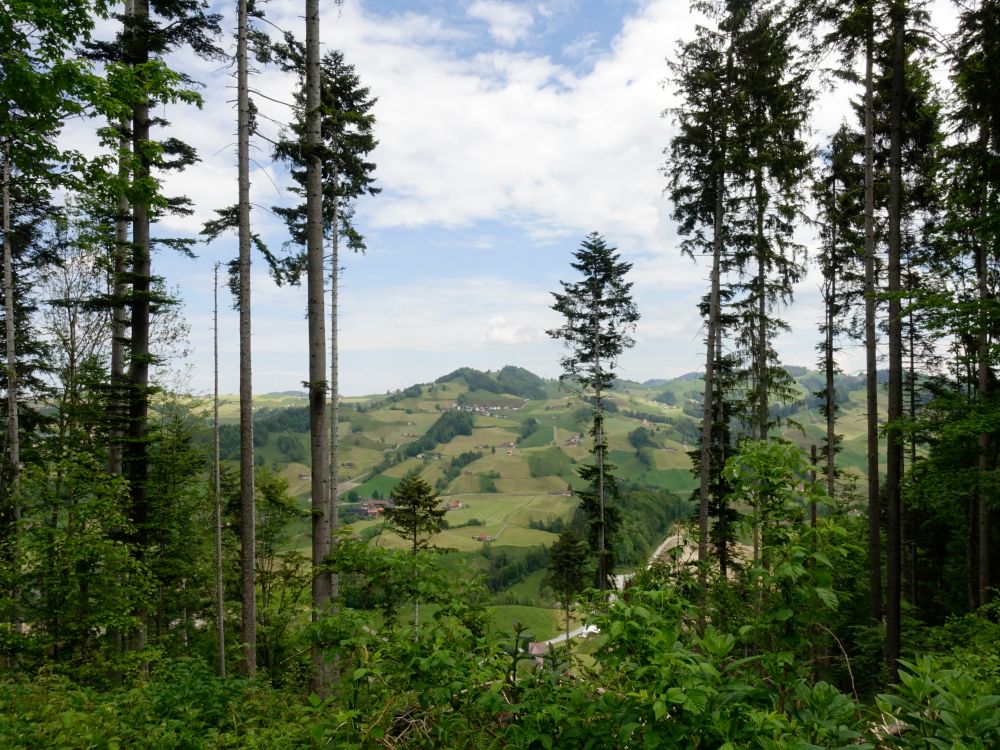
[67,0,956,396]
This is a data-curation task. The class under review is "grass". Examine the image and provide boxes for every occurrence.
[490,605,561,642]
[504,568,551,605]
[361,493,575,553]
[354,473,402,498]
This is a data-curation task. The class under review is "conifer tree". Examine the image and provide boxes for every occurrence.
[667,2,733,582]
[723,0,812,444]
[384,472,445,628]
[548,232,638,590]
[543,528,590,638]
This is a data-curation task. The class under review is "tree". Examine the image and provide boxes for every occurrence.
[543,528,590,638]
[667,1,733,583]
[724,0,811,446]
[234,0,257,679]
[812,126,863,501]
[272,43,379,613]
[303,0,330,689]
[547,232,639,590]
[384,472,445,627]
[947,0,1000,608]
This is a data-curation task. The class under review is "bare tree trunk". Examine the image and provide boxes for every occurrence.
[977,238,991,606]
[109,117,130,477]
[884,1,906,675]
[755,170,768,444]
[2,142,21,644]
[126,0,151,656]
[698,171,723,586]
[305,0,331,690]
[715,323,729,578]
[236,0,256,678]
[328,172,339,602]
[863,24,882,627]
[2,144,17,492]
[593,313,606,591]
[826,164,837,502]
[810,444,818,527]
[213,263,226,678]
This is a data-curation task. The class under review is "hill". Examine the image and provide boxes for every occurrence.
[207,364,880,503]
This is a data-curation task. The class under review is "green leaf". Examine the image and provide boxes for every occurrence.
[653,699,668,720]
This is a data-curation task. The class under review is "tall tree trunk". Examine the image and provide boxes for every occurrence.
[2,144,17,494]
[109,118,130,477]
[126,0,151,656]
[863,22,882,626]
[698,171,724,585]
[715,323,729,578]
[305,0,332,689]
[236,0,256,678]
[976,237,991,606]
[213,263,226,678]
[328,172,339,602]
[884,0,906,674]
[593,313,606,591]
[826,165,837,501]
[753,167,768,445]
[2,142,21,643]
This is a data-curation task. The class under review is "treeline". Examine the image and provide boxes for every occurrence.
[435,365,547,401]
[436,450,483,489]
[402,411,474,458]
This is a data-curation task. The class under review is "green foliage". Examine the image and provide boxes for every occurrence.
[653,389,676,405]
[627,425,658,451]
[3,453,152,675]
[495,366,547,400]
[542,528,590,634]
[477,472,499,493]
[385,473,446,554]
[436,366,503,393]
[435,365,546,401]
[877,656,1000,749]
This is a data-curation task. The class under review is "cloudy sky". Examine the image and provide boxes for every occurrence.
[90,0,953,396]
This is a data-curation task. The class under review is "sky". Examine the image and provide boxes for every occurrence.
[72,0,956,397]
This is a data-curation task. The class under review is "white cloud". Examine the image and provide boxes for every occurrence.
[467,1,535,46]
[294,0,693,253]
[485,315,533,344]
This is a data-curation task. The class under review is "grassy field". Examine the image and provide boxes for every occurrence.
[366,492,574,553]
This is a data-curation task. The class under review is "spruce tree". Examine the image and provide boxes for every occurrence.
[666,1,733,583]
[547,232,639,590]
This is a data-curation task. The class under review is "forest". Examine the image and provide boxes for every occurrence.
[2,0,1000,747]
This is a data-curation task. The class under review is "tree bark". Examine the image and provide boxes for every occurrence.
[328,171,339,602]
[213,263,226,678]
[755,168,768,445]
[109,118,130,477]
[126,1,151,660]
[976,235,991,606]
[593,312,606,591]
[863,22,882,627]
[884,0,906,675]
[2,143,17,495]
[698,171,723,585]
[826,159,837,502]
[305,0,331,689]
[236,0,256,678]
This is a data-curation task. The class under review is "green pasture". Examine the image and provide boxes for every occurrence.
[365,492,574,553]
[490,605,561,642]
[354,473,402,498]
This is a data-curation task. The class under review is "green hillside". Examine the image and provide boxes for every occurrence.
[208,365,880,508]
[213,365,881,591]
